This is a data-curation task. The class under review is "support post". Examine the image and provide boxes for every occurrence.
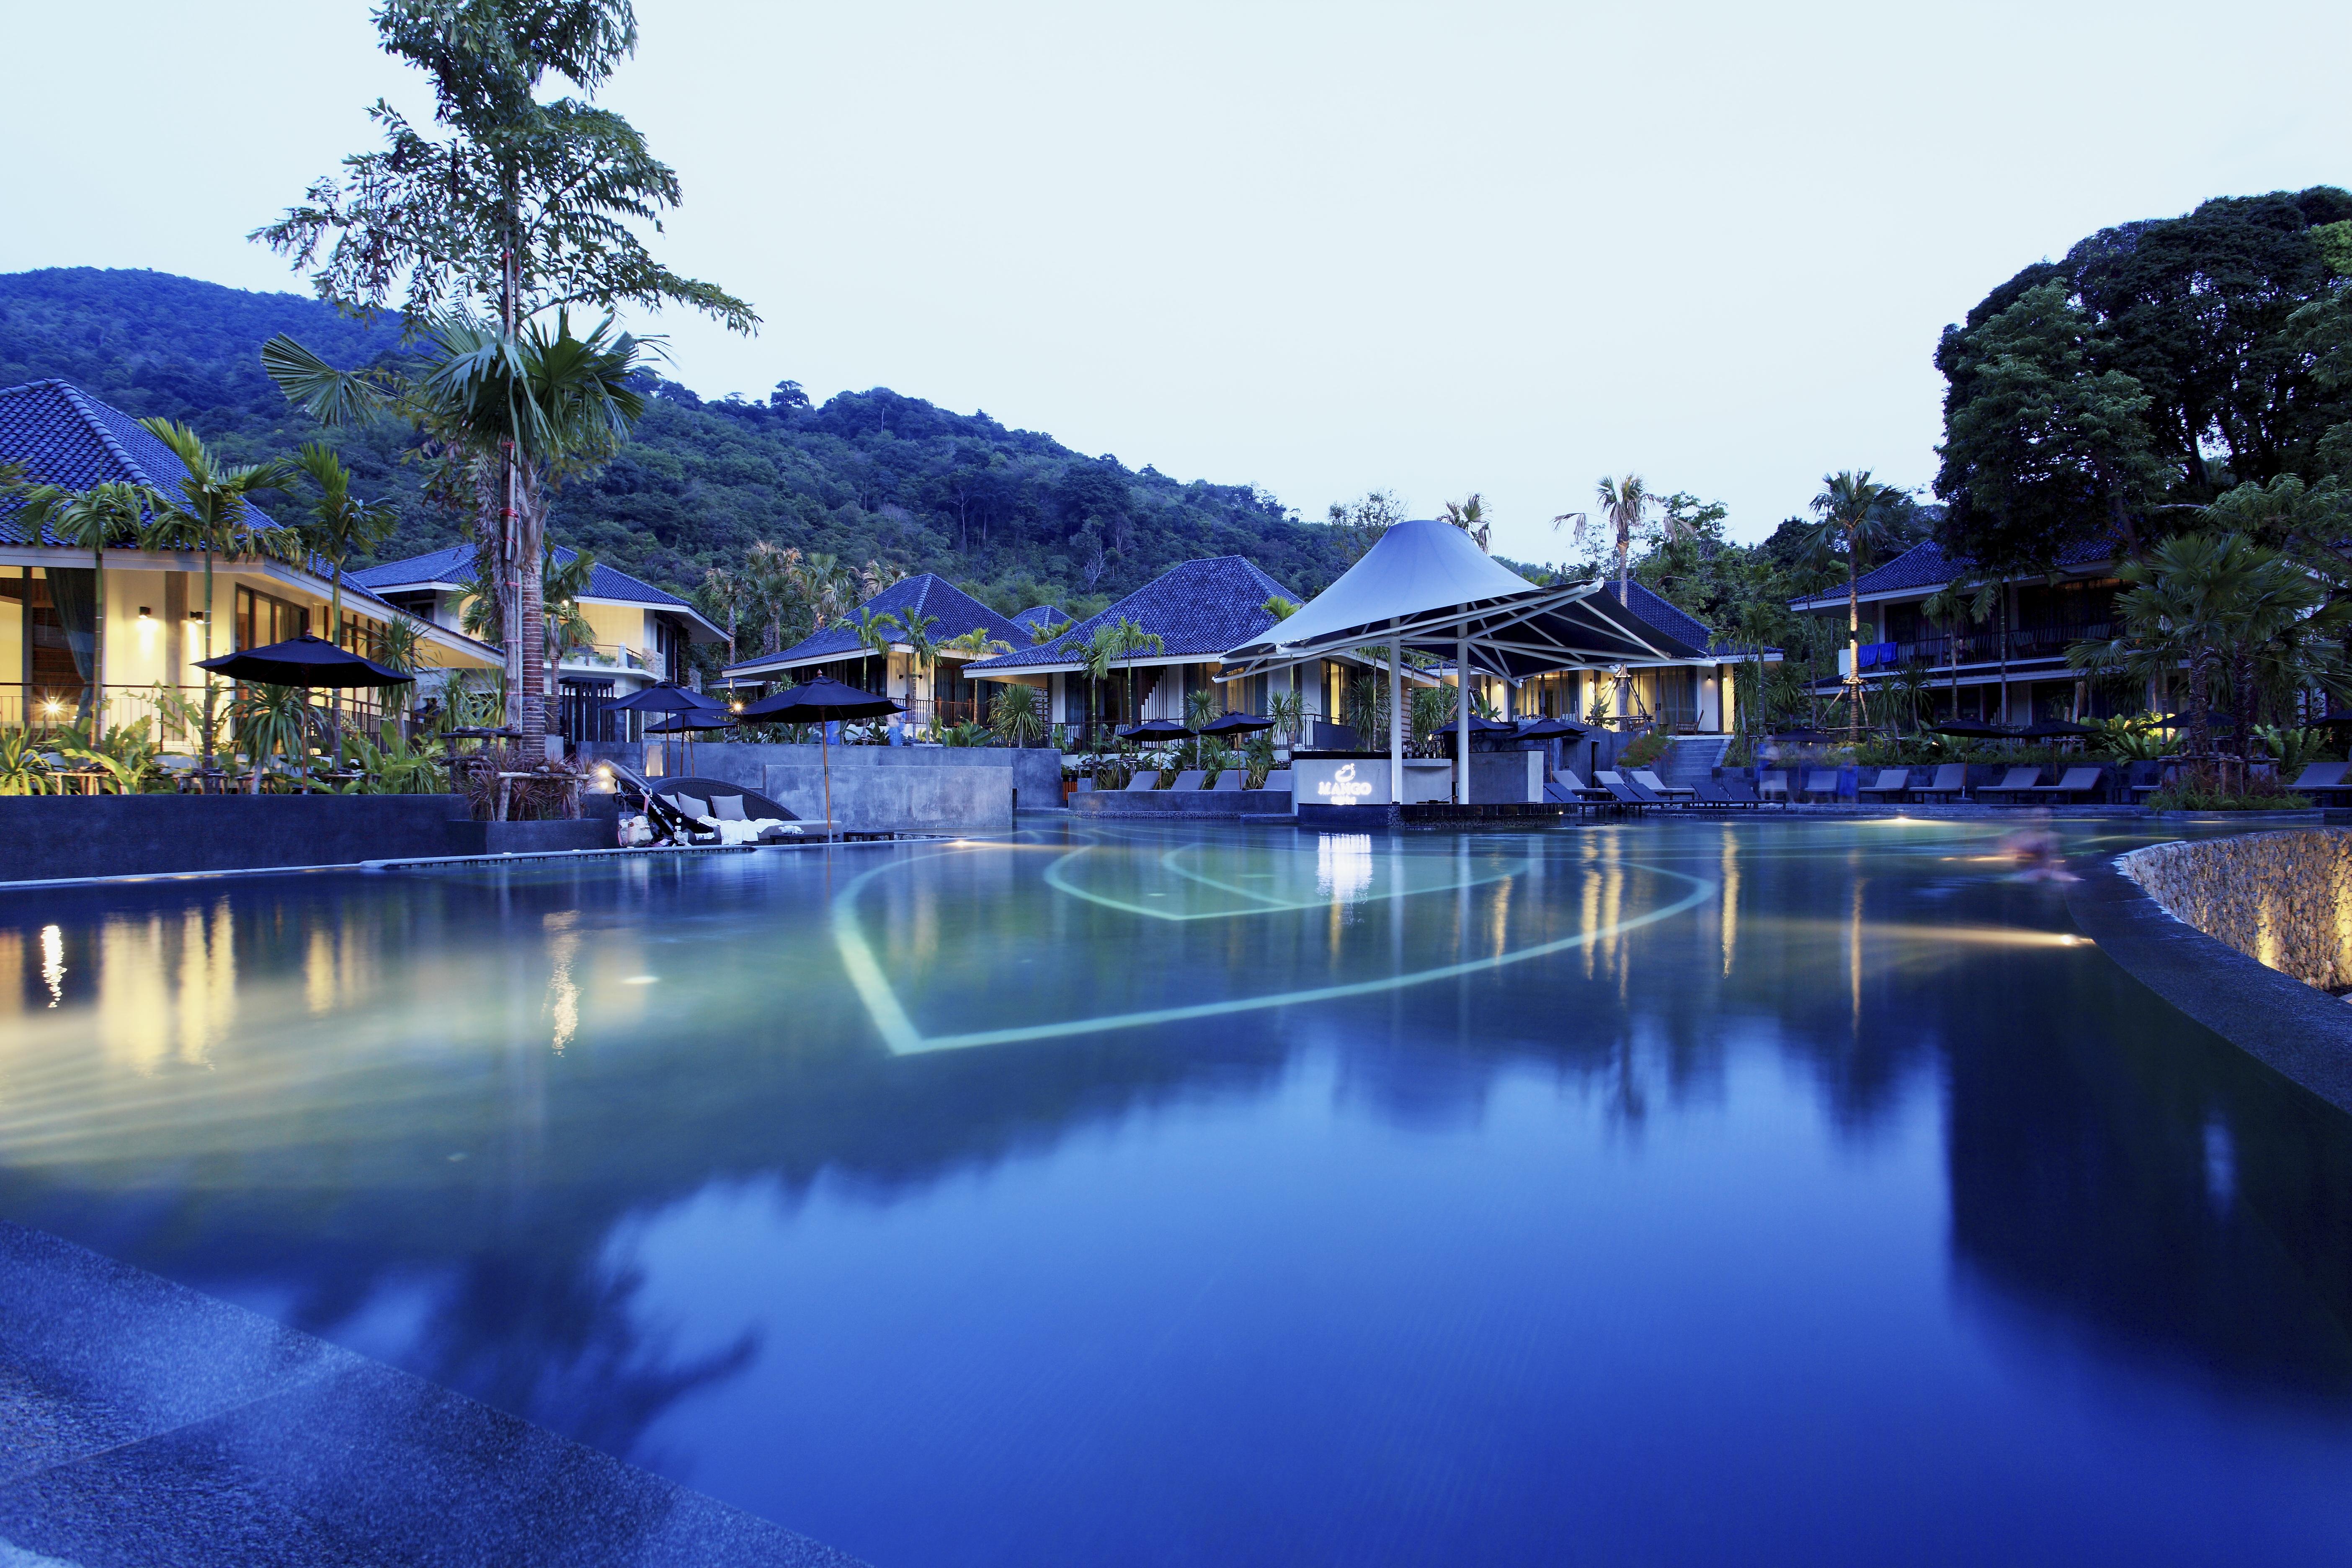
[1457,632,1471,806]
[1388,624,1404,807]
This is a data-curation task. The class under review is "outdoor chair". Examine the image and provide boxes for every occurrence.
[1757,769,1791,805]
[1209,771,1242,792]
[1597,770,1671,809]
[1546,774,1607,815]
[2019,766,2104,802]
[1717,778,1763,807]
[655,776,824,843]
[1978,766,2045,802]
[1169,769,1208,792]
[1262,770,1293,795]
[2288,761,2349,794]
[1122,771,1161,791]
[1689,781,1736,810]
[1911,764,1968,802]
[1800,769,1842,803]
[1632,769,1695,802]
[1855,768,1911,803]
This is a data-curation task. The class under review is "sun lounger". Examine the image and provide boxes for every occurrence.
[1598,770,1674,810]
[1757,769,1791,805]
[2017,766,2104,802]
[1169,769,1208,792]
[1632,769,1695,802]
[2289,761,2349,793]
[1911,763,1968,802]
[1556,769,1612,801]
[1209,771,1242,792]
[1689,781,1741,810]
[1262,770,1293,794]
[1855,768,1911,803]
[1718,778,1762,807]
[1978,766,2045,802]
[1123,771,1161,791]
[1800,769,1842,802]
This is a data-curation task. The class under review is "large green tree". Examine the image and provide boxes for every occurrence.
[254,0,754,748]
[1936,188,2352,570]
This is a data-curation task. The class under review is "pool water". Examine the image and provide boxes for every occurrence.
[5,819,2352,1565]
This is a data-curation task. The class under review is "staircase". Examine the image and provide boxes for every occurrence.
[1653,734,1731,790]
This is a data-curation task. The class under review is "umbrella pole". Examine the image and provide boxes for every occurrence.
[1457,632,1471,806]
[822,728,834,846]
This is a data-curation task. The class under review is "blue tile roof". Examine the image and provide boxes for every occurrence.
[0,377,266,543]
[353,542,701,615]
[968,556,1295,672]
[1011,603,1070,638]
[1789,536,2119,608]
[725,573,1028,675]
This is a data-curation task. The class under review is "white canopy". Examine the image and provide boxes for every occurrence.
[1222,518,1702,679]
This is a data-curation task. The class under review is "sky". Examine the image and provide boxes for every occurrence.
[8,1,2352,563]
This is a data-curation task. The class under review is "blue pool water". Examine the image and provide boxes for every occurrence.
[4,819,2352,1565]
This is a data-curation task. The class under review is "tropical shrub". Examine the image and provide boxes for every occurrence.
[988,683,1048,748]
[2146,765,2311,812]
[0,727,54,795]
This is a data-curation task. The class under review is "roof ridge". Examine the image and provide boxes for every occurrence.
[49,382,153,487]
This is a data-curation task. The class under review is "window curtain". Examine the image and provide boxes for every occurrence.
[46,568,97,722]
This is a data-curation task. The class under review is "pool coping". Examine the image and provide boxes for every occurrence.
[0,1220,867,1568]
[2064,847,2352,1115]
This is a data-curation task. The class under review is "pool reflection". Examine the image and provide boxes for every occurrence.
[3,820,2352,1564]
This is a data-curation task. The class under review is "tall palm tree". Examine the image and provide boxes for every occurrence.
[289,444,399,648]
[1560,475,1650,603]
[898,611,941,720]
[263,308,652,752]
[699,565,750,664]
[1920,571,1999,722]
[13,482,153,738]
[138,422,300,767]
[1440,494,1492,552]
[850,608,903,704]
[1803,470,1909,739]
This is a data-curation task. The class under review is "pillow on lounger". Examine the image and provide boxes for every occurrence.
[668,792,709,821]
[712,794,748,821]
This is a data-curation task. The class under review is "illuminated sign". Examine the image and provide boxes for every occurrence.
[1315,761,1375,804]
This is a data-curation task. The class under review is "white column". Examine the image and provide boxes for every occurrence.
[1388,624,1404,806]
[1457,632,1471,805]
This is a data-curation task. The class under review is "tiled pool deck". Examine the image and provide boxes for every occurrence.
[0,1223,863,1568]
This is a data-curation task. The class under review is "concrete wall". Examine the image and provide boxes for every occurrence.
[1073,788,1295,818]
[1467,751,1543,804]
[580,741,1058,828]
[0,794,619,884]
[2120,830,2352,994]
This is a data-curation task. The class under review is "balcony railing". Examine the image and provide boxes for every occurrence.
[1877,623,2115,669]
[1,682,410,745]
[559,642,653,674]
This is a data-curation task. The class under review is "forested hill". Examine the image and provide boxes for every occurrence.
[0,268,1348,614]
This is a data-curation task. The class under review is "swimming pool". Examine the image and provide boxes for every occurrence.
[5,819,2352,1565]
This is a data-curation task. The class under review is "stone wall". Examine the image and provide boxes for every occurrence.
[2119,830,2352,993]
[578,740,1058,833]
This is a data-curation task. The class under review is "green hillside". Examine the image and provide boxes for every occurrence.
[0,268,1349,619]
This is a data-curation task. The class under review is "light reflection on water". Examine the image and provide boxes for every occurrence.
[4,819,2352,1566]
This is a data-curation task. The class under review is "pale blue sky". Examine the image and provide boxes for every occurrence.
[9,1,2352,560]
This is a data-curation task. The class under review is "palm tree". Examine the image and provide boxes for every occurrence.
[1560,475,1650,602]
[1803,470,1909,740]
[137,422,299,767]
[849,608,903,706]
[13,481,154,739]
[1440,494,1493,552]
[263,309,652,753]
[699,565,750,664]
[289,444,398,649]
[898,610,941,720]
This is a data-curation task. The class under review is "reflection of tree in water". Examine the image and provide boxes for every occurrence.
[1942,952,2352,1403]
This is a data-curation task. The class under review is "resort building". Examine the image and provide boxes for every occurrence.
[353,544,726,742]
[1786,538,2121,724]
[1507,581,1772,734]
[0,379,499,735]
[719,572,1028,729]
[1010,603,1070,642]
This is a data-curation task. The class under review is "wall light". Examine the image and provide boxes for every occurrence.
[138,606,153,618]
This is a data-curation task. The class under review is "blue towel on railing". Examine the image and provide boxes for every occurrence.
[1856,642,1899,669]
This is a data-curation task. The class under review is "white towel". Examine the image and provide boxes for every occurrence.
[703,815,798,845]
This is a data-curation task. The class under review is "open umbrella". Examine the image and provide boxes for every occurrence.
[2019,718,2097,739]
[1772,725,1836,744]
[1929,720,2014,740]
[1117,718,1191,741]
[645,708,739,775]
[195,632,414,689]
[2312,710,2352,728]
[1467,714,1518,735]
[735,676,902,836]
[1197,712,1275,736]
[1514,716,1585,739]
[603,682,726,774]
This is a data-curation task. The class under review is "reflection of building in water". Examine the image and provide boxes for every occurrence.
[1317,834,1374,902]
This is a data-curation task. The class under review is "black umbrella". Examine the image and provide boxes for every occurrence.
[735,677,903,834]
[1514,716,1585,738]
[196,632,413,688]
[605,683,727,774]
[2313,710,2352,728]
[1772,725,1836,744]
[1929,720,2015,740]
[1118,718,1191,741]
[2019,718,2098,739]
[1197,712,1275,736]
[645,708,738,773]
[1467,714,1518,735]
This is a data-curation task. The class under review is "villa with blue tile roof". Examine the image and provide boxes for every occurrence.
[720,572,1028,729]
[353,544,726,743]
[1787,536,2122,725]
[1010,603,1071,643]
[0,379,499,736]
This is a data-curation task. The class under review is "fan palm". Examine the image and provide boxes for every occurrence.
[1440,494,1492,552]
[1920,572,1999,721]
[898,611,941,715]
[1560,475,1650,601]
[262,308,653,750]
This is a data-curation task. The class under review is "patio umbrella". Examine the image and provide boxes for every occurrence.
[1514,716,1586,739]
[1929,720,2015,740]
[1772,725,1836,744]
[2019,718,2098,739]
[1118,718,1191,741]
[603,681,727,775]
[645,708,739,775]
[1197,712,1275,736]
[195,632,414,689]
[735,676,903,836]
[2312,710,2352,727]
